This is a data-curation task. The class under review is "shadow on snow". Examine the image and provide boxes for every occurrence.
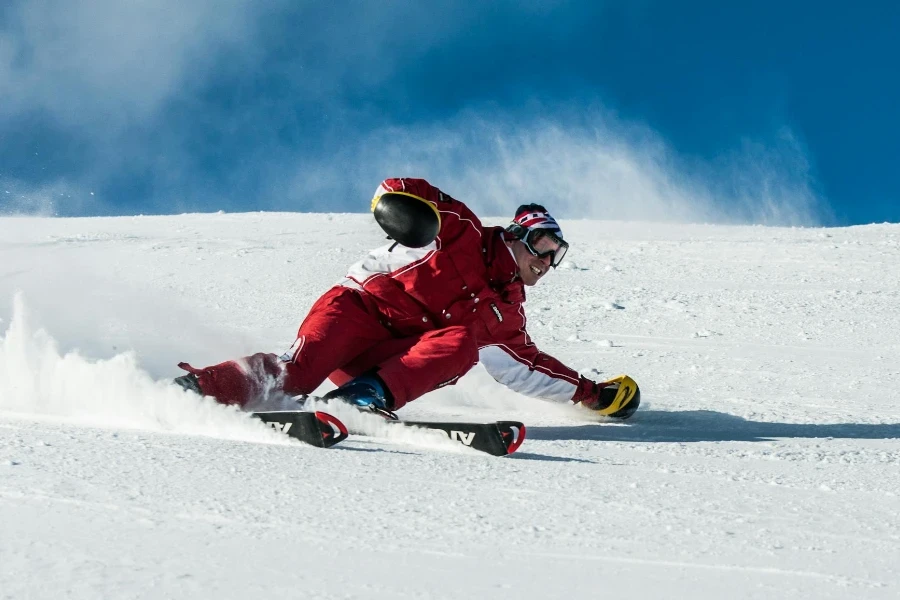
[526,410,900,444]
[509,452,594,463]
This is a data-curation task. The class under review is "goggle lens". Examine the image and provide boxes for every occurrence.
[523,229,568,267]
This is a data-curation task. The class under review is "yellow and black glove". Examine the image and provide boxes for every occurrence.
[573,374,641,419]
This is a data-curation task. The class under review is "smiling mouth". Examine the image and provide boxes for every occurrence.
[530,265,543,276]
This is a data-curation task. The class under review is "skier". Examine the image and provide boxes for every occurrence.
[175,177,640,420]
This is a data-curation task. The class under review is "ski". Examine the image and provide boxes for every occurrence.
[253,410,348,448]
[252,409,526,456]
[393,419,526,456]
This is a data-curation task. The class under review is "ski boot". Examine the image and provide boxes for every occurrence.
[174,372,203,396]
[591,375,641,419]
[322,374,398,420]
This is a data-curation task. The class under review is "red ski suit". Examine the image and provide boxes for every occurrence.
[187,178,585,409]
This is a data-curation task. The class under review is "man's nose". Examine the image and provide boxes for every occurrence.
[539,254,552,266]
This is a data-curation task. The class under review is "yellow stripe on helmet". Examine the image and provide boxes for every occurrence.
[371,191,441,227]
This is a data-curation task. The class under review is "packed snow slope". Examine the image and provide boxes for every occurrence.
[1,213,899,599]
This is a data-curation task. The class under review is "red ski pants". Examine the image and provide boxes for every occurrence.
[183,287,479,409]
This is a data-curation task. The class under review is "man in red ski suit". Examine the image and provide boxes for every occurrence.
[176,178,639,419]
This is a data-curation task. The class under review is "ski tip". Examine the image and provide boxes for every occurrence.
[496,421,526,455]
[315,411,349,447]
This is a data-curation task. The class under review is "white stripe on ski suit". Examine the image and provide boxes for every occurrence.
[478,344,577,402]
[341,240,438,289]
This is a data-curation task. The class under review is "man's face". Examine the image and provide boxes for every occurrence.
[511,239,553,286]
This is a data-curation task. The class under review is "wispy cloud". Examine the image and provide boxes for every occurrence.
[0,177,69,216]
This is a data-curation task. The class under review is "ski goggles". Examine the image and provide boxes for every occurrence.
[521,228,569,268]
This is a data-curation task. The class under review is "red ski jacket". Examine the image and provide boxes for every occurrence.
[341,178,582,402]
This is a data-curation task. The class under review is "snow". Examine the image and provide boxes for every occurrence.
[1,212,899,599]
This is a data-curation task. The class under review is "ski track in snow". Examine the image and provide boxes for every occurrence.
[1,213,899,599]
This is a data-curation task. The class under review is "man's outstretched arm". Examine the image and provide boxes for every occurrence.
[479,321,635,414]
[477,308,586,405]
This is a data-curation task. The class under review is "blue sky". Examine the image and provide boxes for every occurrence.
[1,1,897,225]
